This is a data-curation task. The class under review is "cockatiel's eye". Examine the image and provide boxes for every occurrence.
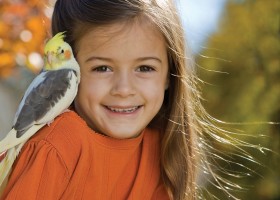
[58,48,64,54]
[57,47,64,55]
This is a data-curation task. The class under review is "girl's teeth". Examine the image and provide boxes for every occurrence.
[107,106,138,113]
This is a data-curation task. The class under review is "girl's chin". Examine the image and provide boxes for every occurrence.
[97,126,143,139]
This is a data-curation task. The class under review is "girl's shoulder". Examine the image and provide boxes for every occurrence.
[27,110,90,146]
[28,110,89,143]
[22,110,91,173]
[3,111,89,198]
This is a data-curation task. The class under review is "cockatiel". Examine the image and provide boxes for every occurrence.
[0,32,80,193]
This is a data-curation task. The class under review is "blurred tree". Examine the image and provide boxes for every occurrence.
[0,0,51,77]
[197,0,280,199]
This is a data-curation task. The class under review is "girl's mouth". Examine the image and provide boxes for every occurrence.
[105,106,142,113]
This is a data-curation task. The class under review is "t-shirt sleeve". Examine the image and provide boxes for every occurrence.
[1,140,70,200]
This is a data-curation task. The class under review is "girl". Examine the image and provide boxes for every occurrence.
[1,0,245,199]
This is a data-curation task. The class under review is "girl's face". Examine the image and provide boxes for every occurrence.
[75,21,169,139]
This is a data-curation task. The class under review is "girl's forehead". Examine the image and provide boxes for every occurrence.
[93,18,161,38]
[75,19,168,65]
[76,19,165,50]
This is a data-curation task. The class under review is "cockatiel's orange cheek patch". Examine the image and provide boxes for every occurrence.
[64,50,72,59]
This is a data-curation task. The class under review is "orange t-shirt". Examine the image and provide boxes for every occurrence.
[1,111,169,200]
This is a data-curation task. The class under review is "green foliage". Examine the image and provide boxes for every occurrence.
[196,0,280,199]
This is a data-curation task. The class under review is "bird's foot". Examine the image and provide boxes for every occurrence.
[61,108,71,114]
[47,119,54,126]
[0,151,7,162]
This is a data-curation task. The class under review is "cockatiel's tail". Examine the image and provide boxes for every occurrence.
[0,32,80,195]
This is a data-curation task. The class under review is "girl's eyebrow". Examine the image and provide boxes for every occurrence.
[85,56,162,63]
[85,56,112,63]
[137,57,162,63]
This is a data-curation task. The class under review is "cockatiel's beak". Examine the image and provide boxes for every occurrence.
[46,52,54,66]
[46,52,56,70]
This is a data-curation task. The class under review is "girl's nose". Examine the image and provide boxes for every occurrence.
[110,71,136,97]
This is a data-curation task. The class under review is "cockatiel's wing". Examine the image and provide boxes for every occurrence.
[13,69,78,138]
[0,32,80,195]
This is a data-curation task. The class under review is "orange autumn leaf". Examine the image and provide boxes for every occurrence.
[0,22,11,36]
[4,4,30,18]
[0,53,15,69]
[27,0,46,8]
[25,17,47,52]
[0,39,13,52]
[11,41,27,54]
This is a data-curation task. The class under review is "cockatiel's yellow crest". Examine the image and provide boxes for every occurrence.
[44,31,66,52]
[0,32,80,196]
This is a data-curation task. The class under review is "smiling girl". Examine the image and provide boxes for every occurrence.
[1,0,213,199]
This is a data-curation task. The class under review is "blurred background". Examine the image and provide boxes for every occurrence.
[0,0,279,199]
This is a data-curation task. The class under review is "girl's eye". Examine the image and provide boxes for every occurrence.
[92,65,111,72]
[137,65,155,72]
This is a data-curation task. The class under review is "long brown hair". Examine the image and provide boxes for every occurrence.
[52,0,199,199]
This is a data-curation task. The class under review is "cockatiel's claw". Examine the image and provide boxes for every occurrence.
[47,109,71,127]
[47,119,54,126]
[0,151,7,162]
[62,108,71,114]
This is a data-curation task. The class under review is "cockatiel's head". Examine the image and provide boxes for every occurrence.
[44,32,76,71]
